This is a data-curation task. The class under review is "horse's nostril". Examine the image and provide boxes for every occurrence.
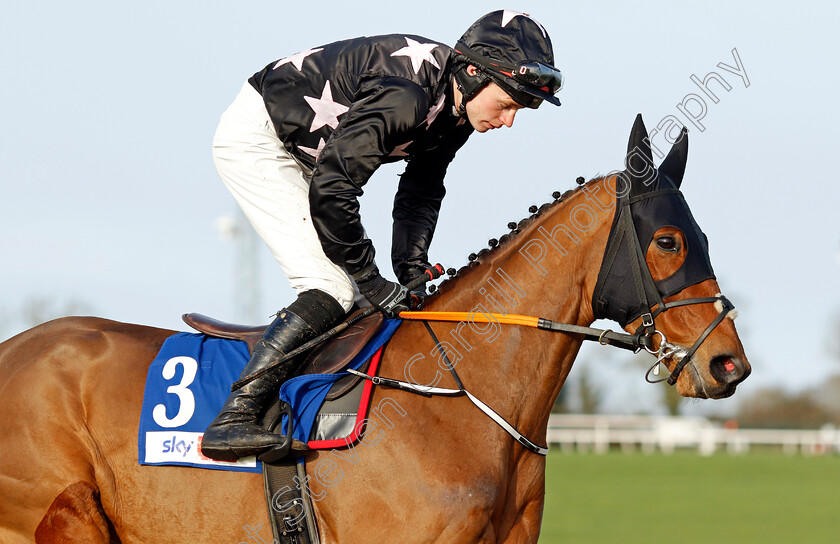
[709,355,744,384]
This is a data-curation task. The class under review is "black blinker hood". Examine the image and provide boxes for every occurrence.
[592,115,716,327]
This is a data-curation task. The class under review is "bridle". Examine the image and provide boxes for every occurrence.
[397,184,738,391]
[593,185,736,385]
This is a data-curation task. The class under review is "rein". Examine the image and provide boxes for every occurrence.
[364,294,731,455]
[399,294,735,387]
[399,310,652,352]
[231,290,732,455]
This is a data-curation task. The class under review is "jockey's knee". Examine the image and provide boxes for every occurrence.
[288,289,348,331]
[294,278,355,313]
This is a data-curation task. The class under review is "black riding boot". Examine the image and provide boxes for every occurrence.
[200,290,345,461]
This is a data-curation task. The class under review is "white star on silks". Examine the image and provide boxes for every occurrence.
[298,137,326,159]
[501,10,547,38]
[423,93,446,129]
[273,47,324,71]
[389,141,413,157]
[303,81,350,132]
[390,37,441,74]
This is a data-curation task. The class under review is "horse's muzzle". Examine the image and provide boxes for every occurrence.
[697,353,750,399]
[708,354,749,385]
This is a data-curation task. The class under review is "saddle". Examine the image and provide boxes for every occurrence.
[182,307,386,457]
[182,307,384,380]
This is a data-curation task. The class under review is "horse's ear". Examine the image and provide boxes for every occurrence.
[658,127,689,188]
[625,114,656,194]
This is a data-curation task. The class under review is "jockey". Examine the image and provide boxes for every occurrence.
[201,10,564,461]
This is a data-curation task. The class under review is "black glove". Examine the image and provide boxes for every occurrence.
[354,267,410,318]
[400,265,430,310]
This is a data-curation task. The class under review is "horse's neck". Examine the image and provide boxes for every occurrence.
[427,180,614,436]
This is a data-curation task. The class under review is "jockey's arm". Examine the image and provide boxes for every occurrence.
[391,125,471,284]
[308,78,430,280]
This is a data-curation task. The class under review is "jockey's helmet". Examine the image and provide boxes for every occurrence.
[453,10,563,111]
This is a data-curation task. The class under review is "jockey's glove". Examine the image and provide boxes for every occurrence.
[354,266,410,318]
[400,265,430,310]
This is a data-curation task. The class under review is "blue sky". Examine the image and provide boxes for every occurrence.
[2,1,838,415]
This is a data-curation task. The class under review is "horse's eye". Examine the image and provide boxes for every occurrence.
[657,236,678,252]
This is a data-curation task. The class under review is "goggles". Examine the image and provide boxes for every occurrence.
[506,61,564,94]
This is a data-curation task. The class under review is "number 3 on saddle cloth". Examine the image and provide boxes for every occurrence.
[137,312,401,472]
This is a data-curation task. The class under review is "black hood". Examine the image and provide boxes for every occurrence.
[592,115,716,327]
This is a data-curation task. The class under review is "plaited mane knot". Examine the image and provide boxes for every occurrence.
[432,178,593,293]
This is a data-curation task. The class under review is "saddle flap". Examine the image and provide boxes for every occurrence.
[298,310,383,375]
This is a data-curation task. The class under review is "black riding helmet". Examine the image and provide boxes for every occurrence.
[454,10,563,112]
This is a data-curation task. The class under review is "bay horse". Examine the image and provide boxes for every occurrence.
[0,116,749,543]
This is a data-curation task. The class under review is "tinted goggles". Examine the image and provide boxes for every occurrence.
[512,61,564,94]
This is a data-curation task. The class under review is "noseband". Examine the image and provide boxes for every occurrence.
[640,294,735,385]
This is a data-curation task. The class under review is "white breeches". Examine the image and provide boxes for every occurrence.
[212,82,355,312]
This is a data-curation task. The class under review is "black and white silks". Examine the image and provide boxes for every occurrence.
[249,35,474,283]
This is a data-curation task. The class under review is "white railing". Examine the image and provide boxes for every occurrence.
[546,414,840,456]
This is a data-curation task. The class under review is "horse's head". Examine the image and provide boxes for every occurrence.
[592,115,750,399]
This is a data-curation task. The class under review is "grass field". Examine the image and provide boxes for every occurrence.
[540,451,840,543]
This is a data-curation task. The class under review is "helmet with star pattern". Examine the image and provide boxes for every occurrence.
[454,10,563,111]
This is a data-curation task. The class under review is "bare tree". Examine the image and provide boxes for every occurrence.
[578,365,602,414]
[736,386,839,429]
[565,363,603,414]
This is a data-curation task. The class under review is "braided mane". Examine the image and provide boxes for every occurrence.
[430,176,603,297]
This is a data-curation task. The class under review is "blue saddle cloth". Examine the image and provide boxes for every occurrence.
[279,318,402,443]
[138,319,401,472]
